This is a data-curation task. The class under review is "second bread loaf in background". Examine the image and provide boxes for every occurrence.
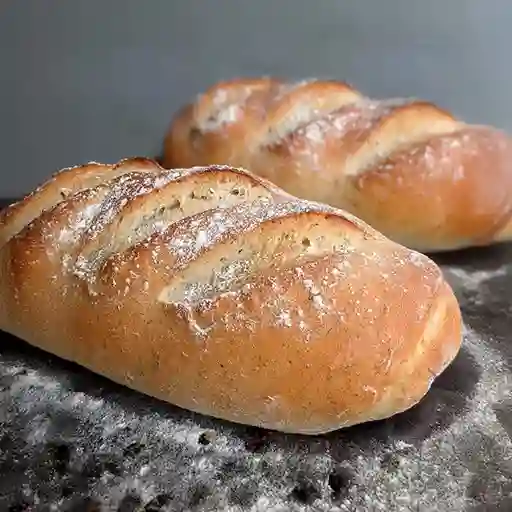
[163,77,512,253]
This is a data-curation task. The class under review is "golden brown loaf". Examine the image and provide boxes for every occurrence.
[163,77,512,252]
[0,158,462,434]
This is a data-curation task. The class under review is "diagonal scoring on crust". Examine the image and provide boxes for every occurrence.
[0,157,161,247]
[73,167,280,285]
[289,99,461,177]
[187,79,462,178]
[2,158,376,304]
[156,203,366,308]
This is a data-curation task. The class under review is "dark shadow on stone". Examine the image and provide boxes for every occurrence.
[328,465,354,500]
[323,345,481,449]
[7,501,32,512]
[429,242,512,272]
[117,493,143,512]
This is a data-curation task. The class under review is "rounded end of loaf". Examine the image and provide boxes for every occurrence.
[353,275,463,431]
[344,125,512,252]
[285,261,464,435]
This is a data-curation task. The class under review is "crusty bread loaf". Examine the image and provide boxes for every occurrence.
[0,158,462,434]
[163,77,512,252]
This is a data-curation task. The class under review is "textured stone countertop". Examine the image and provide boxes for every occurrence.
[0,198,511,511]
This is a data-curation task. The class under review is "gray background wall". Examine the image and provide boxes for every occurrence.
[1,0,511,197]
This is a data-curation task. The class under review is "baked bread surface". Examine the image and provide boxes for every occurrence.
[0,158,462,434]
[163,78,512,252]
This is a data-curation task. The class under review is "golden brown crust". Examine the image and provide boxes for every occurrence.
[0,158,462,434]
[163,78,512,252]
[0,157,161,247]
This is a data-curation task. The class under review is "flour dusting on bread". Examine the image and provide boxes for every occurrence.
[0,158,462,435]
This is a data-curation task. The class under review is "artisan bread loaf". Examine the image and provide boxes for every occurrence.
[163,78,512,252]
[0,158,462,434]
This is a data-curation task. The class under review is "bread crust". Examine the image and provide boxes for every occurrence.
[163,78,512,252]
[0,158,462,434]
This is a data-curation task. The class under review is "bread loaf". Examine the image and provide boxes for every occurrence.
[0,158,462,434]
[163,77,512,252]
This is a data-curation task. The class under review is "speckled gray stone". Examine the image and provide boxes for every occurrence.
[0,198,511,512]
